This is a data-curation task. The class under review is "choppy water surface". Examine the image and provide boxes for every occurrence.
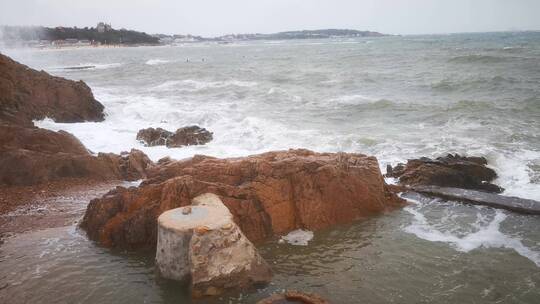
[1,32,540,303]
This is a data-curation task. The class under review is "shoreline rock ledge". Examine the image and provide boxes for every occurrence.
[156,193,272,298]
[81,149,405,250]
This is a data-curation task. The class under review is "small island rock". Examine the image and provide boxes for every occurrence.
[136,126,213,148]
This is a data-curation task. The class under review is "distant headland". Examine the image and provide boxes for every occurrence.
[0,23,159,47]
[157,29,387,44]
[0,23,387,48]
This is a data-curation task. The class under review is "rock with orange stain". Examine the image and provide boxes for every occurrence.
[81,149,405,250]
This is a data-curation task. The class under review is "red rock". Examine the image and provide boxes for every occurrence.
[0,123,153,186]
[0,53,104,126]
[81,149,405,250]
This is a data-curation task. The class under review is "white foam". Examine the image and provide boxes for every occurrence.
[329,94,378,106]
[150,79,257,93]
[403,197,540,267]
[279,229,314,246]
[145,59,170,65]
[53,62,122,71]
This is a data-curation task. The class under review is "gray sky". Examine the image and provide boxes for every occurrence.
[1,0,539,36]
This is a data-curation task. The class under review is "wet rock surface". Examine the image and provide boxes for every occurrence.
[386,154,503,193]
[81,149,405,250]
[257,290,330,304]
[0,53,104,126]
[410,185,540,215]
[136,126,213,148]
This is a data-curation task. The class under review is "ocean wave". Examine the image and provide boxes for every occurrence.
[328,94,394,108]
[150,79,258,92]
[145,59,170,65]
[403,196,540,267]
[448,54,510,64]
[55,62,122,71]
[431,76,519,92]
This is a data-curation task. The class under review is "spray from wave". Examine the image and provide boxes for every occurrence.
[403,195,540,267]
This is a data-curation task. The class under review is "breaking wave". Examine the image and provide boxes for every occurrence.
[150,79,257,92]
[54,63,122,71]
[403,196,540,267]
[448,54,510,64]
[145,59,170,65]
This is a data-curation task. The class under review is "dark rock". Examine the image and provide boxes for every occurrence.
[386,154,503,193]
[136,127,173,146]
[257,290,330,304]
[136,126,213,148]
[409,185,540,215]
[167,126,213,147]
[0,53,104,126]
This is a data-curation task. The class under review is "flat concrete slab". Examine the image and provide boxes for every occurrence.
[410,185,540,215]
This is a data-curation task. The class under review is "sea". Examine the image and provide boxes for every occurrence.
[1,32,539,303]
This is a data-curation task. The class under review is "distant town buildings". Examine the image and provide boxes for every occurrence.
[96,22,112,33]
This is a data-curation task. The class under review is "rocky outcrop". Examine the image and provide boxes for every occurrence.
[0,54,152,186]
[81,149,405,250]
[386,154,503,193]
[136,126,213,148]
[0,53,104,126]
[0,123,153,185]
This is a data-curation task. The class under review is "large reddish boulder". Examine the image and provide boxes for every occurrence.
[0,53,104,126]
[0,123,153,185]
[81,149,405,250]
[386,154,503,193]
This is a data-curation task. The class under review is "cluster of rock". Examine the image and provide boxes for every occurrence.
[81,149,405,249]
[387,154,540,215]
[386,153,503,193]
[136,126,213,148]
[0,52,153,186]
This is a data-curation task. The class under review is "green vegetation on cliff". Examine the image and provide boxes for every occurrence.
[1,24,159,45]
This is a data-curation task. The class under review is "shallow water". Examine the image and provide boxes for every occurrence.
[1,32,540,303]
[1,195,539,303]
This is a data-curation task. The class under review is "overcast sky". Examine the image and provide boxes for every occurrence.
[1,0,539,36]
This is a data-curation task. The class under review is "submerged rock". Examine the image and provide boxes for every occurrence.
[136,126,213,148]
[257,290,330,304]
[81,149,405,250]
[0,53,104,126]
[156,193,272,298]
[410,185,540,215]
[386,154,503,193]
